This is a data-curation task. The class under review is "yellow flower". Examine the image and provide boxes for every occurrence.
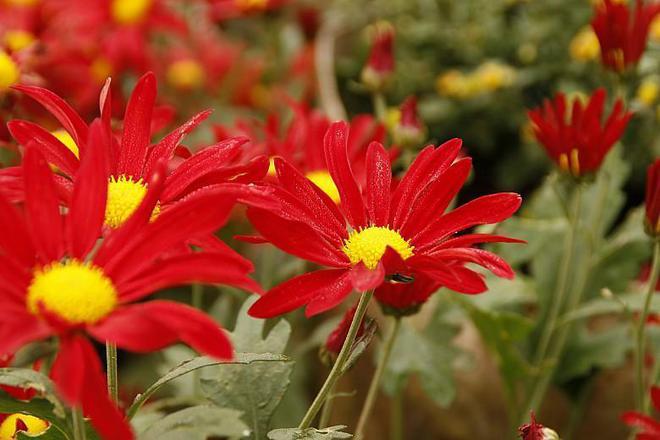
[570,27,600,62]
[435,70,470,99]
[637,78,659,107]
[651,16,660,42]
[473,61,516,92]
[0,51,19,91]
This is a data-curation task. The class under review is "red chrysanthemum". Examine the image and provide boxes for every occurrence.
[0,122,262,439]
[374,274,441,316]
[3,71,269,230]
[591,0,660,72]
[244,121,522,318]
[622,386,660,439]
[528,88,632,177]
[646,159,660,237]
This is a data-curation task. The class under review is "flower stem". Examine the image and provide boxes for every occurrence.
[191,283,203,396]
[298,290,373,429]
[72,407,86,440]
[318,383,335,428]
[372,92,387,123]
[390,388,404,440]
[635,240,660,411]
[354,317,401,439]
[105,342,118,404]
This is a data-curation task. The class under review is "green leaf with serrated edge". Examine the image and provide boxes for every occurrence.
[0,393,70,439]
[267,425,352,440]
[381,297,460,407]
[138,405,249,440]
[127,352,289,419]
[200,297,293,440]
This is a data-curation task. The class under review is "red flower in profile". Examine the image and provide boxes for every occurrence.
[4,72,269,229]
[622,386,660,439]
[0,123,261,439]
[528,89,632,177]
[518,412,559,440]
[361,21,395,92]
[245,121,522,318]
[591,0,660,71]
[646,159,660,237]
[374,274,441,316]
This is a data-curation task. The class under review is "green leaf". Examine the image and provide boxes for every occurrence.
[0,369,65,418]
[137,405,249,440]
[16,426,68,440]
[127,352,289,419]
[267,425,352,440]
[0,393,70,440]
[200,297,294,440]
[561,291,660,324]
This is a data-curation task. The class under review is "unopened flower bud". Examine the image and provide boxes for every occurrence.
[391,96,426,149]
[518,412,561,440]
[361,22,395,93]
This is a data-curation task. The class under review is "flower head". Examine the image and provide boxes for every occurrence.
[518,412,560,440]
[591,0,660,71]
[0,125,262,438]
[622,386,660,438]
[0,413,48,439]
[528,89,632,177]
[361,21,395,92]
[646,159,660,237]
[245,122,522,318]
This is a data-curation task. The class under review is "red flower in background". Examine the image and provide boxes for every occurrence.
[518,412,559,440]
[646,159,660,237]
[4,72,269,230]
[208,0,288,22]
[245,121,522,318]
[361,21,395,92]
[528,89,632,177]
[592,0,660,72]
[391,96,426,149]
[622,387,660,439]
[0,122,262,438]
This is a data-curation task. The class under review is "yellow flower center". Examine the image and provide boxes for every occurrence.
[235,0,268,12]
[0,414,48,440]
[3,30,35,52]
[306,170,341,204]
[105,175,160,228]
[342,226,414,270]
[27,260,117,326]
[558,148,581,177]
[166,59,205,90]
[51,129,79,158]
[0,51,19,91]
[111,0,152,25]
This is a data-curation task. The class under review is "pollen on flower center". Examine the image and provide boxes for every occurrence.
[166,59,205,90]
[105,175,159,228]
[111,0,152,25]
[342,226,414,270]
[558,148,581,177]
[0,51,19,91]
[27,260,118,325]
[306,170,341,204]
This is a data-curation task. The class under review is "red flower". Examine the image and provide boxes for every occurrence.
[245,121,522,318]
[622,386,660,439]
[0,122,261,438]
[374,274,441,316]
[528,89,632,177]
[392,96,426,149]
[361,21,395,92]
[4,72,269,229]
[592,0,660,71]
[646,159,660,237]
[518,412,559,440]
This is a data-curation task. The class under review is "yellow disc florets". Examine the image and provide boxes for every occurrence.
[0,414,48,440]
[306,170,341,204]
[0,51,19,91]
[166,59,205,90]
[105,175,159,228]
[27,260,118,326]
[111,0,152,25]
[342,226,414,270]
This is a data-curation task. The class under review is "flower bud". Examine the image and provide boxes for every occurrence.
[391,96,426,149]
[518,413,561,440]
[361,22,395,93]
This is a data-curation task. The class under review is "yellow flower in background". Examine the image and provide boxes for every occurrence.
[166,59,205,90]
[638,78,660,107]
[436,62,516,100]
[3,30,35,52]
[0,51,19,91]
[90,57,112,84]
[435,70,471,99]
[651,15,660,42]
[570,27,600,61]
[384,107,401,132]
[473,61,516,92]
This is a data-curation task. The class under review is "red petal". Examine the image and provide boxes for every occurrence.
[90,301,233,360]
[50,335,85,405]
[23,147,64,263]
[349,262,385,292]
[0,313,49,356]
[249,269,352,318]
[425,248,515,279]
[67,120,109,259]
[117,72,157,178]
[323,121,367,228]
[409,257,487,294]
[621,411,660,434]
[436,234,526,249]
[99,78,112,127]
[364,141,391,226]
[0,191,34,267]
[651,386,660,412]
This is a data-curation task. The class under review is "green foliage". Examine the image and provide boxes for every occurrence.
[267,425,352,440]
[137,406,248,440]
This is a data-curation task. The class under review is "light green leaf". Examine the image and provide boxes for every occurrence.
[0,369,65,418]
[138,405,249,440]
[267,425,352,439]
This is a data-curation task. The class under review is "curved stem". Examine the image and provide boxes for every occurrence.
[390,388,404,440]
[105,342,118,404]
[298,290,373,429]
[318,383,335,428]
[191,283,203,396]
[372,93,387,123]
[354,317,401,440]
[635,240,660,411]
[72,407,86,440]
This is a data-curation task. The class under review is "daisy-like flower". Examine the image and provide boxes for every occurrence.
[591,0,660,72]
[528,89,632,178]
[622,386,660,439]
[245,121,522,318]
[0,121,261,439]
[646,159,660,237]
[5,71,269,229]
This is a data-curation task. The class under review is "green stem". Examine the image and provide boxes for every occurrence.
[191,283,203,396]
[72,407,86,440]
[390,388,404,440]
[354,317,401,439]
[372,93,387,123]
[106,342,118,404]
[298,290,373,429]
[318,383,335,428]
[635,240,660,411]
